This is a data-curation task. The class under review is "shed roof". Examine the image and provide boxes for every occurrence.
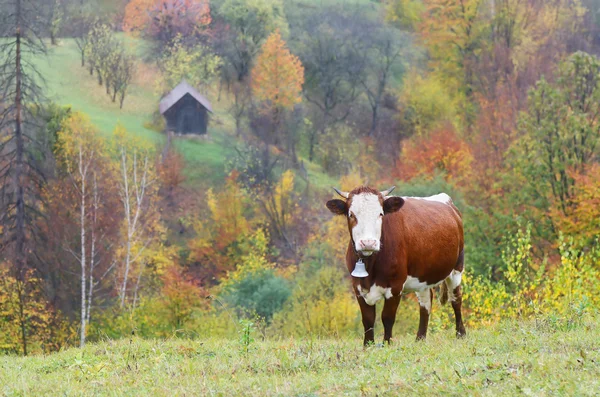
[159,80,213,115]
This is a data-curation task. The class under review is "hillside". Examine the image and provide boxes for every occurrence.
[1,317,599,396]
[34,38,336,188]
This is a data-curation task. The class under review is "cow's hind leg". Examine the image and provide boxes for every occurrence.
[415,289,433,340]
[357,296,376,346]
[445,250,466,337]
[382,295,401,344]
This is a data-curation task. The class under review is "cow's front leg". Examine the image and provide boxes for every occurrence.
[357,295,376,346]
[381,295,401,344]
[415,289,433,340]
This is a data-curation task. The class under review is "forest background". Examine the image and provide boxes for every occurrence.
[1,0,600,356]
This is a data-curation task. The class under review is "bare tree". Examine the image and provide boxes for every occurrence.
[0,0,50,356]
[72,13,94,67]
[293,8,365,160]
[114,137,157,308]
[356,24,408,136]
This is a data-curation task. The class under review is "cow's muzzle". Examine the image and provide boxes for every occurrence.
[358,239,379,255]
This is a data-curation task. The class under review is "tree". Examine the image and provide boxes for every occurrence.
[107,49,135,109]
[551,164,600,248]
[356,24,408,136]
[85,23,115,86]
[396,125,473,185]
[515,52,600,218]
[53,113,118,347]
[252,30,304,111]
[418,0,486,127]
[156,34,221,95]
[219,228,291,322]
[385,0,425,30]
[48,0,64,46]
[0,0,50,355]
[251,30,304,158]
[73,13,94,67]
[294,8,365,160]
[123,0,211,46]
[217,0,288,83]
[112,125,159,308]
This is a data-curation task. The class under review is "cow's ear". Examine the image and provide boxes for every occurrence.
[383,197,404,214]
[326,199,347,215]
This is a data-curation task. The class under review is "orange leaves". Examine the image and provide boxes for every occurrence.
[550,164,600,247]
[396,126,473,185]
[123,0,211,39]
[123,0,154,34]
[251,30,304,111]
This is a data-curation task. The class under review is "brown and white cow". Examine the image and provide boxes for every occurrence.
[326,186,466,346]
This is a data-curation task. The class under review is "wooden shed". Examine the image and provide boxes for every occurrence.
[159,81,213,135]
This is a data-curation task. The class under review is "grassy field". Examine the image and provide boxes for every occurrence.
[1,316,599,396]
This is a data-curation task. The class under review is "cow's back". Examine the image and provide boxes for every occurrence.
[382,193,463,286]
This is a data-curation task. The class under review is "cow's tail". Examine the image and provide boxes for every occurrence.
[439,282,449,305]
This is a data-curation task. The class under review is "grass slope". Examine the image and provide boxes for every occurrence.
[2,318,599,396]
[34,38,232,184]
[34,38,337,188]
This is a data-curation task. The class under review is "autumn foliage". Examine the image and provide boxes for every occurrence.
[251,30,304,111]
[396,126,473,184]
[550,164,600,248]
[123,0,211,42]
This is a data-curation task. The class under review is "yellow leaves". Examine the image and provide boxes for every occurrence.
[273,169,295,226]
[399,70,457,135]
[464,225,600,327]
[56,112,104,173]
[251,30,304,111]
[156,34,222,95]
[385,0,424,30]
[220,228,275,290]
[205,174,251,249]
[0,268,74,354]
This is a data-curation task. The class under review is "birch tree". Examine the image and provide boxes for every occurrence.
[55,113,115,347]
[112,125,158,308]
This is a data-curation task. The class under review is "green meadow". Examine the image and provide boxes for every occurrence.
[1,316,599,396]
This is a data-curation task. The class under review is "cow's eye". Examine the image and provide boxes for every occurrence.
[349,212,355,219]
[379,213,384,217]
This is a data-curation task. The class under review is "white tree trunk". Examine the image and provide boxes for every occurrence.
[119,148,152,308]
[78,146,87,348]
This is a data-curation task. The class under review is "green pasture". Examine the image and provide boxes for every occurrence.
[1,316,599,396]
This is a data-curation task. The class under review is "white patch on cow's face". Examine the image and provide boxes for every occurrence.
[402,193,452,205]
[415,289,432,313]
[402,276,444,293]
[357,284,393,306]
[445,270,462,302]
[348,193,384,255]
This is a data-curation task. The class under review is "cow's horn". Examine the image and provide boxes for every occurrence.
[380,186,396,196]
[333,187,349,199]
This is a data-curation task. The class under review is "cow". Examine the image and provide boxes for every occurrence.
[326,185,466,346]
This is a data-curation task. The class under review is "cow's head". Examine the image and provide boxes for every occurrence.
[326,186,404,256]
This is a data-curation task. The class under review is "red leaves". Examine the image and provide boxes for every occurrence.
[396,126,473,185]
